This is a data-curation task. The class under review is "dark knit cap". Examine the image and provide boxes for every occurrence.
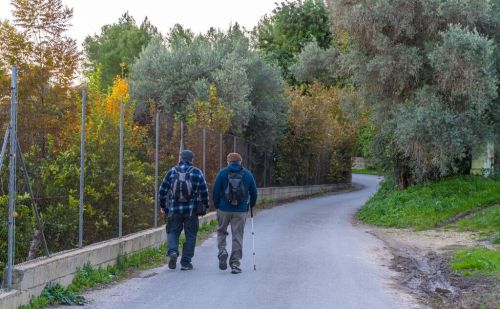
[179,149,194,162]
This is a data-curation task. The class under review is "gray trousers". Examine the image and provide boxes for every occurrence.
[217,210,247,267]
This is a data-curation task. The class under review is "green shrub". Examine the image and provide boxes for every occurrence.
[19,282,86,309]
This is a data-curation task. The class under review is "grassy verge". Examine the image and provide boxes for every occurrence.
[20,220,219,309]
[451,248,500,276]
[352,168,381,175]
[450,205,500,244]
[357,176,500,230]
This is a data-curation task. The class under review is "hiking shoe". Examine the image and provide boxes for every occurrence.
[180,262,193,271]
[231,266,242,274]
[168,252,178,270]
[218,250,228,270]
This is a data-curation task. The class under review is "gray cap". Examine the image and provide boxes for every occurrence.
[179,149,194,162]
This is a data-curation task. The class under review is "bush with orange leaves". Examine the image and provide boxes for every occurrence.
[22,67,155,256]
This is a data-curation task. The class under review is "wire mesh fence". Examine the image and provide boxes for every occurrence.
[0,67,350,287]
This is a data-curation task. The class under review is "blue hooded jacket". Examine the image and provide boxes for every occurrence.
[212,162,258,212]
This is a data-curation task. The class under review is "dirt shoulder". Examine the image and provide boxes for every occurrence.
[365,226,500,308]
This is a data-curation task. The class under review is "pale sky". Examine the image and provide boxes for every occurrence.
[0,0,278,47]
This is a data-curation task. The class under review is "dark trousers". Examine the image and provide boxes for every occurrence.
[166,213,199,264]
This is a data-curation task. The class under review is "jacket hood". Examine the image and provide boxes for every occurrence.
[228,162,243,172]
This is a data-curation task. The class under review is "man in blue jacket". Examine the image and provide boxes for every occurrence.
[213,152,257,274]
[158,150,209,271]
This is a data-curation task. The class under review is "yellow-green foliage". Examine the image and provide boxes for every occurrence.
[187,85,232,133]
[276,82,356,184]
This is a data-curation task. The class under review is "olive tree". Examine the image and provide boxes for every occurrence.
[328,0,499,187]
[130,24,286,146]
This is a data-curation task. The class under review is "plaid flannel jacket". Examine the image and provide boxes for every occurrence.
[158,161,209,215]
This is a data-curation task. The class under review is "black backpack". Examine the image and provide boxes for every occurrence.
[172,166,194,203]
[225,170,245,206]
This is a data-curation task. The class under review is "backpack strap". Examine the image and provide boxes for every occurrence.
[185,166,194,196]
[170,166,179,194]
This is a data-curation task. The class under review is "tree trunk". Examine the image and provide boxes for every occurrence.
[456,147,472,175]
[27,227,42,260]
[395,161,412,189]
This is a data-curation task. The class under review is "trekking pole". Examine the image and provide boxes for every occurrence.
[250,206,256,271]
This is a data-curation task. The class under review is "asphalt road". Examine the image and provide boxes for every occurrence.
[63,174,412,309]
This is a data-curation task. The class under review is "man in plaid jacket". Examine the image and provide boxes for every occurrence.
[158,149,209,270]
